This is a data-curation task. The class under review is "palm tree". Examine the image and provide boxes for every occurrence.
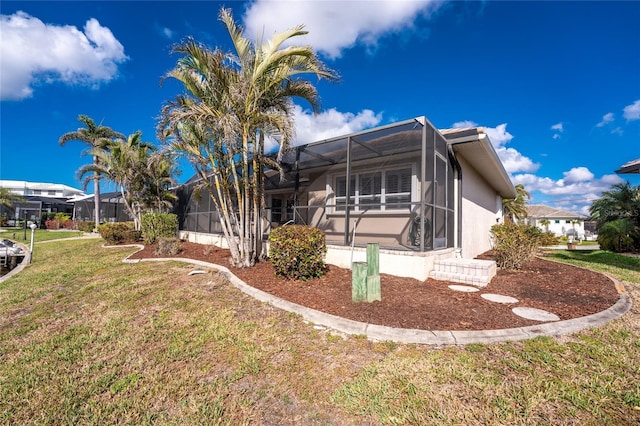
[59,115,125,231]
[79,131,157,230]
[589,182,640,229]
[159,7,338,267]
[503,183,530,222]
[143,150,178,213]
[0,187,23,211]
[597,218,635,252]
[540,219,551,232]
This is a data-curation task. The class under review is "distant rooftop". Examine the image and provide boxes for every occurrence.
[0,180,85,198]
[615,158,640,174]
[526,204,586,219]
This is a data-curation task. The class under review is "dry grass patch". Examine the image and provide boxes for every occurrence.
[1,240,638,425]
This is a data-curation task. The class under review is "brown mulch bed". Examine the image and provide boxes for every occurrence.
[128,242,621,331]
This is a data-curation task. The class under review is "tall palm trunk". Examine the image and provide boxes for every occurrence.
[93,156,101,230]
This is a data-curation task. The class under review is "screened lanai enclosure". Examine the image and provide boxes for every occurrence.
[175,116,458,253]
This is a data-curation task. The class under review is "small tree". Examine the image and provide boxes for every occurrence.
[597,219,635,252]
[503,184,530,222]
[0,187,23,212]
[540,219,550,232]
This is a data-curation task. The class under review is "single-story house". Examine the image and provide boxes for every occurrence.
[175,116,516,283]
[525,204,587,239]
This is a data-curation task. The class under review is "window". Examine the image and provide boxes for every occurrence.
[334,167,412,211]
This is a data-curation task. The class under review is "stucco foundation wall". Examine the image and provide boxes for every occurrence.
[458,157,501,259]
[326,245,455,281]
[177,231,454,281]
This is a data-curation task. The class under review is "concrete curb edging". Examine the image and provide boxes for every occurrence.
[107,244,633,345]
[0,242,31,284]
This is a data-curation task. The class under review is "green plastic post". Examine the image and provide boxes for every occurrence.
[366,243,381,302]
[367,275,381,302]
[366,243,379,276]
[352,262,368,302]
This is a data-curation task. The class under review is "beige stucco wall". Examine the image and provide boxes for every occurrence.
[458,156,502,259]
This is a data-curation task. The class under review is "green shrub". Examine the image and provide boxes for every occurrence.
[155,237,182,255]
[268,225,326,280]
[98,222,141,245]
[141,213,178,245]
[490,222,542,269]
[76,221,95,233]
[54,212,71,222]
[538,230,560,246]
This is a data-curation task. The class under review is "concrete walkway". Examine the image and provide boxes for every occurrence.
[113,244,632,346]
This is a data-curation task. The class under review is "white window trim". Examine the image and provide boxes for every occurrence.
[326,164,416,214]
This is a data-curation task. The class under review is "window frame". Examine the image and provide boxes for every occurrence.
[328,164,416,213]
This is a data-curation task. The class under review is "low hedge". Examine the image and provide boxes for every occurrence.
[268,225,326,280]
[98,222,141,245]
[141,213,178,245]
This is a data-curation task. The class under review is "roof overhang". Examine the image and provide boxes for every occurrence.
[443,128,517,199]
[615,158,640,174]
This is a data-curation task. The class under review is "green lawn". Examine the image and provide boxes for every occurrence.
[1,240,638,424]
[1,227,85,243]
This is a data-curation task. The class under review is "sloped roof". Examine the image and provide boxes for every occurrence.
[442,127,517,199]
[526,204,586,219]
[615,158,640,174]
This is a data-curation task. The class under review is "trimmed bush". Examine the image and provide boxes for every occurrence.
[76,221,95,233]
[141,213,178,245]
[268,225,326,280]
[45,219,61,230]
[98,222,141,245]
[155,237,182,255]
[490,222,542,270]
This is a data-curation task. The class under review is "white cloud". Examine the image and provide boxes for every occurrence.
[293,105,382,144]
[0,11,128,100]
[623,99,640,121]
[550,122,564,132]
[162,27,175,39]
[264,105,383,152]
[242,0,443,59]
[452,120,478,129]
[562,167,594,184]
[596,112,614,127]
[453,121,538,174]
[512,171,623,206]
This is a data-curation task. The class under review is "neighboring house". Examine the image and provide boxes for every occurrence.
[615,158,640,174]
[175,116,516,281]
[525,204,587,239]
[0,180,85,224]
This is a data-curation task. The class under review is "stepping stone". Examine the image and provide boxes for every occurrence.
[448,285,480,293]
[481,293,519,304]
[512,307,560,322]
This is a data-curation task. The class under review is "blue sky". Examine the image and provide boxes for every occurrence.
[1,0,639,215]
